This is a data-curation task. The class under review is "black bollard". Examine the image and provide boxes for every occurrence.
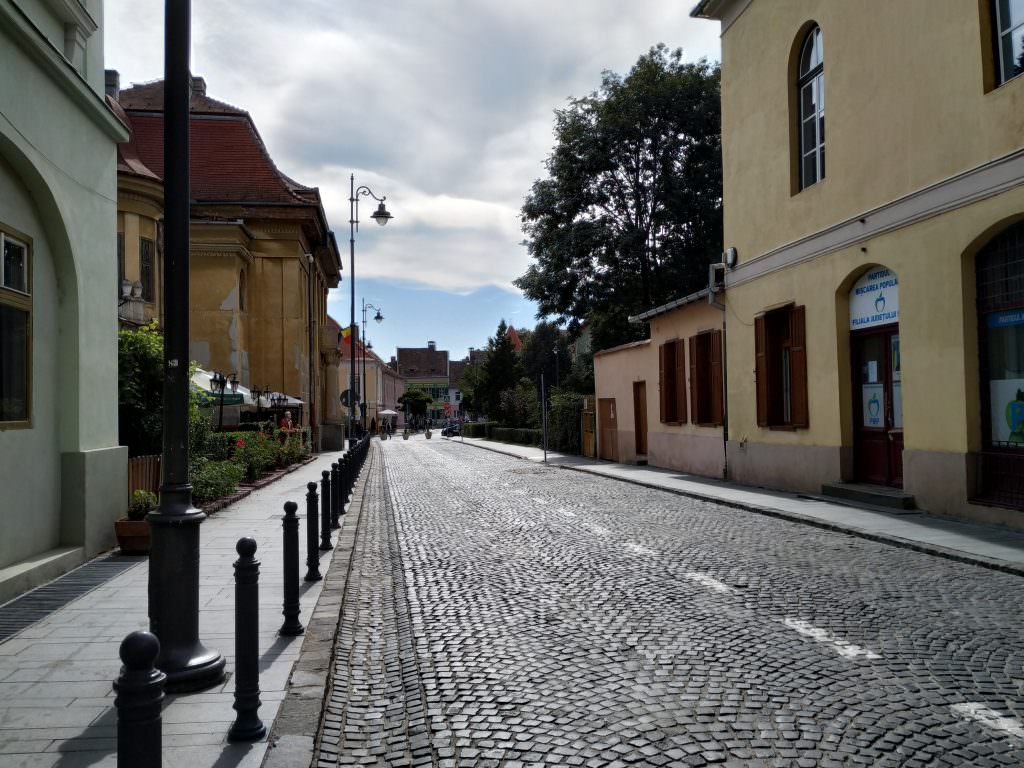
[319,471,333,550]
[304,482,322,582]
[114,631,166,768]
[340,455,349,509]
[279,501,304,636]
[229,538,266,742]
[330,461,341,529]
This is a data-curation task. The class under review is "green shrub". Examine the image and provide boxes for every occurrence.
[279,433,308,466]
[548,389,584,454]
[190,458,245,504]
[462,421,498,438]
[202,432,239,461]
[233,432,280,482]
[127,489,158,521]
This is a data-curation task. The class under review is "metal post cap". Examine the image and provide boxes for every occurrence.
[236,537,257,558]
[322,470,330,480]
[120,631,160,671]
[307,482,318,492]
[284,501,298,516]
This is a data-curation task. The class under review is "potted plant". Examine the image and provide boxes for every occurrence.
[115,490,157,554]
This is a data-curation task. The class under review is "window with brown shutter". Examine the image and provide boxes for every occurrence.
[674,338,687,424]
[690,330,724,427]
[754,305,809,429]
[658,340,685,424]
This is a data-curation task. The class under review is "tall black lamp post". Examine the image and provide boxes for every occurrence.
[361,301,384,431]
[348,175,391,447]
[149,0,225,693]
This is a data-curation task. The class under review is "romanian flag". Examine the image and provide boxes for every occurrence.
[338,325,358,345]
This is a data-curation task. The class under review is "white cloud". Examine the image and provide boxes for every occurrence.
[105,1,721,293]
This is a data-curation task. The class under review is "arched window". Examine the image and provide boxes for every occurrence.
[797,26,825,190]
[239,269,247,312]
[993,0,1024,86]
[976,220,1024,507]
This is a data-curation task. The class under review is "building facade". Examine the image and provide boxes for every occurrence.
[595,293,725,474]
[397,341,450,422]
[331,318,407,433]
[112,76,342,448]
[0,0,130,600]
[693,0,1024,527]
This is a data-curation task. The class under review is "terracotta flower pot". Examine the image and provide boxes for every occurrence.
[114,519,151,555]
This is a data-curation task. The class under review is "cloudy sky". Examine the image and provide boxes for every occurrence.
[105,1,720,361]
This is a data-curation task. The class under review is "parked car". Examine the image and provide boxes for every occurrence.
[441,421,461,437]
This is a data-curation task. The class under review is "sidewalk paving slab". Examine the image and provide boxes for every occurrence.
[447,436,1024,575]
[0,452,350,768]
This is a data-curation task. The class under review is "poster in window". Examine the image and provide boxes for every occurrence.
[862,384,885,428]
[989,379,1024,446]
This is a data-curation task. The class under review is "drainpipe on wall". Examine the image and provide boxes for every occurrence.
[708,262,728,480]
[306,254,319,452]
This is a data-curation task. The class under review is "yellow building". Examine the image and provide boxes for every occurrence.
[693,0,1024,526]
[328,316,407,433]
[110,75,342,447]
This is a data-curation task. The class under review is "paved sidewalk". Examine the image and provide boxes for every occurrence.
[0,453,345,768]
[447,436,1024,574]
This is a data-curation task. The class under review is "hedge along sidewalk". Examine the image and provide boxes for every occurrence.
[0,451,343,768]
[263,443,375,768]
[448,436,1024,576]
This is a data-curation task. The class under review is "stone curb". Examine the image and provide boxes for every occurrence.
[261,447,374,768]
[450,438,1024,578]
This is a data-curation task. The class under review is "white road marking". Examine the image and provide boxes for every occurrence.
[556,508,576,517]
[950,703,1024,741]
[624,542,657,556]
[531,497,548,505]
[782,618,882,660]
[684,572,738,595]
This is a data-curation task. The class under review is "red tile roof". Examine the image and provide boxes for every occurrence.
[396,347,449,378]
[107,96,160,182]
[118,78,316,205]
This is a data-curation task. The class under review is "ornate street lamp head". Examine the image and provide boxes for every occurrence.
[211,371,226,393]
[374,309,384,323]
[370,201,392,227]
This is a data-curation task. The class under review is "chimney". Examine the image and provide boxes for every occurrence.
[191,76,207,96]
[427,341,436,350]
[104,69,120,100]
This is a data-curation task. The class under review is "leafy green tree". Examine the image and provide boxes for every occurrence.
[499,378,541,429]
[398,388,433,421]
[516,45,722,351]
[478,320,522,419]
[118,322,165,457]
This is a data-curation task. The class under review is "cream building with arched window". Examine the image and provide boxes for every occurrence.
[693,0,1024,527]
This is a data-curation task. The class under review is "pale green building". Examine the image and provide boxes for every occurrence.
[0,0,129,600]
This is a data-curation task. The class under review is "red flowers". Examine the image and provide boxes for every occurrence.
[235,438,245,449]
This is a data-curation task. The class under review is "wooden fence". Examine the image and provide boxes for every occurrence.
[128,454,161,500]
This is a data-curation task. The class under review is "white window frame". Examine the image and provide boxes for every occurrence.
[798,26,825,190]
[995,0,1024,85]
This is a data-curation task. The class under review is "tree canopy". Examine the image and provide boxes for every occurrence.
[515,45,722,351]
[397,388,433,418]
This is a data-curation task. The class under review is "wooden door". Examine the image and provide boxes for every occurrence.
[598,398,618,462]
[853,327,903,487]
[633,382,648,456]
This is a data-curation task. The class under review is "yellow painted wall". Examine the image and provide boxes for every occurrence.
[725,185,1024,457]
[721,0,1024,265]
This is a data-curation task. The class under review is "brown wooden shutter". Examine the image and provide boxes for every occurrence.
[710,329,724,427]
[675,338,687,423]
[789,305,809,428]
[659,342,668,423]
[755,314,768,427]
[688,335,699,424]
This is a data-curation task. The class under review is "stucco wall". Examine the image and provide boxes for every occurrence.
[0,155,61,570]
[0,8,128,588]
[594,301,725,478]
[721,0,1024,266]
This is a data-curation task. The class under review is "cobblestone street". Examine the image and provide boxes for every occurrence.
[316,438,1024,767]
